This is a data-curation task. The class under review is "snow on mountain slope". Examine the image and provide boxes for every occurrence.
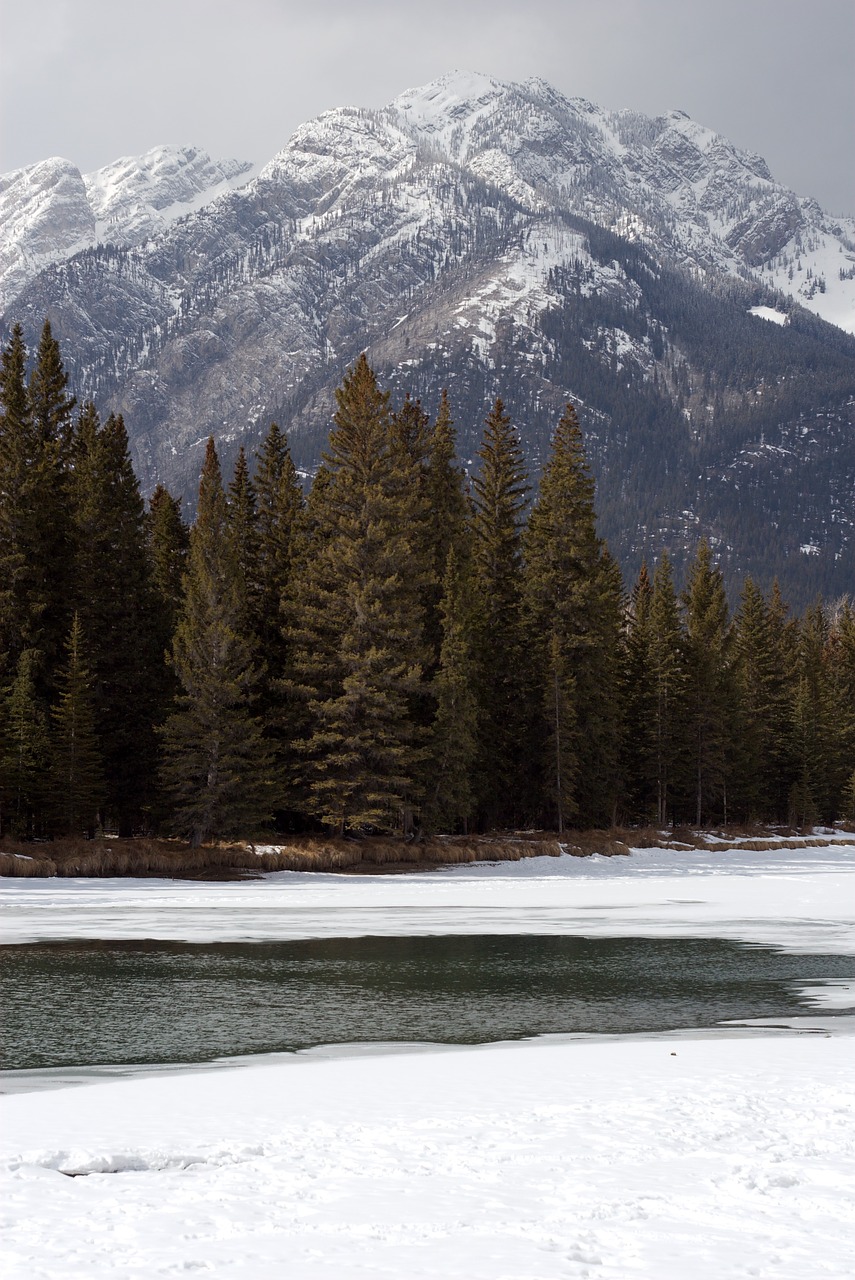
[390,72,855,333]
[3,73,852,329]
[84,146,255,247]
[0,146,254,312]
[0,158,95,315]
[4,73,854,605]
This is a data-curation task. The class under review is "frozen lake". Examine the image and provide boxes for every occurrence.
[2,842,854,1278]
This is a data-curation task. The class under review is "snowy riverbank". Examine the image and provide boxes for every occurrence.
[2,841,854,952]
[2,843,854,1278]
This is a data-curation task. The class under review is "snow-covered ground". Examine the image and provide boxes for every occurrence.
[2,842,854,1278]
[3,841,854,952]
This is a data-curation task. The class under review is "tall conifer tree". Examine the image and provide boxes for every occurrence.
[161,439,272,846]
[289,356,427,833]
[471,397,530,825]
[648,552,685,826]
[50,615,105,837]
[1,649,50,838]
[71,411,160,833]
[524,404,622,827]
[424,547,480,833]
[682,540,733,826]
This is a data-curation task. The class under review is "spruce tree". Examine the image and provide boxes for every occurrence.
[161,439,272,846]
[253,422,305,816]
[788,603,838,823]
[147,485,190,642]
[71,411,160,834]
[621,562,657,821]
[682,540,733,826]
[289,356,427,833]
[732,578,784,820]
[423,390,471,669]
[648,552,685,827]
[29,319,76,456]
[424,547,480,833]
[146,484,190,783]
[254,421,304,682]
[0,324,76,696]
[523,404,622,828]
[0,649,50,839]
[471,397,530,826]
[50,615,105,837]
[227,446,260,630]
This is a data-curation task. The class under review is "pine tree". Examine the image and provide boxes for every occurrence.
[646,553,685,826]
[29,319,75,455]
[253,421,304,681]
[289,356,427,833]
[523,404,622,827]
[828,602,855,814]
[788,602,838,823]
[147,485,190,641]
[161,439,272,846]
[732,578,786,820]
[227,446,260,630]
[682,540,733,826]
[146,484,190,774]
[253,422,305,816]
[423,390,471,669]
[71,411,160,834]
[0,323,75,696]
[0,649,50,839]
[50,615,105,837]
[621,562,657,820]
[471,397,530,825]
[424,547,480,833]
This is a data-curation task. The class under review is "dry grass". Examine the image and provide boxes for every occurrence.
[1,824,853,879]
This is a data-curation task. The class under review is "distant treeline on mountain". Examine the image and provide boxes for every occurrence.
[1,323,854,844]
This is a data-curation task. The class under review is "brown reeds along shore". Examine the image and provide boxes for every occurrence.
[1,827,852,880]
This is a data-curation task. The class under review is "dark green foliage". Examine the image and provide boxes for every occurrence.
[524,404,622,827]
[147,485,190,638]
[49,615,105,837]
[471,397,531,825]
[424,547,480,833]
[423,390,472,668]
[621,562,656,820]
[647,553,686,826]
[290,356,428,833]
[161,439,272,846]
[0,649,50,838]
[227,446,260,629]
[681,540,734,826]
[731,578,792,820]
[71,410,160,834]
[788,603,839,824]
[252,423,305,816]
[0,324,72,692]
[5,317,851,843]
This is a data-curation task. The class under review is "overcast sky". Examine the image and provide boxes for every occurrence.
[2,0,853,214]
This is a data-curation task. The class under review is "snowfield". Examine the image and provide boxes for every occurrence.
[2,842,854,1279]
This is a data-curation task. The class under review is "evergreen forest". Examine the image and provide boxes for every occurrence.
[1,322,854,845]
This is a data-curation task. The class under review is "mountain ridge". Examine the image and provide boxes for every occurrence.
[2,71,854,605]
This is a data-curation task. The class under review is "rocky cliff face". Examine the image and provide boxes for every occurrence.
[3,72,854,603]
[0,146,254,312]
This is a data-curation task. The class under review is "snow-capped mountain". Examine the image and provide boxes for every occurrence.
[0,146,254,311]
[3,72,854,602]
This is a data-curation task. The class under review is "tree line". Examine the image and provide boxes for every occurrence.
[1,322,854,844]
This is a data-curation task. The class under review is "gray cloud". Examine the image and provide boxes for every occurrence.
[2,0,853,213]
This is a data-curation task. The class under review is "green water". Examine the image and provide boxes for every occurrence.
[1,934,852,1071]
